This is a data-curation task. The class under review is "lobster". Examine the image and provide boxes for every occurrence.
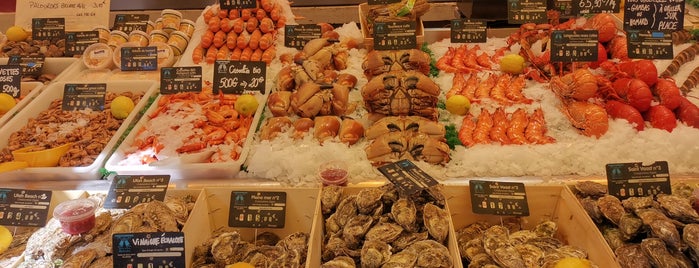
[606,78,653,112]
[644,105,677,132]
[618,60,658,87]
[676,97,699,129]
[583,13,618,43]
[608,35,629,61]
[561,100,609,138]
[653,78,683,110]
[550,68,599,101]
[605,100,644,131]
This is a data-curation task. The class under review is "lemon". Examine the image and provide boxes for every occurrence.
[0,225,12,254]
[6,26,28,42]
[0,93,16,114]
[554,257,592,268]
[225,262,255,268]
[445,95,471,115]
[500,54,526,74]
[234,94,259,116]
[110,96,135,119]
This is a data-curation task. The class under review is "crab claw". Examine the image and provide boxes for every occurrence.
[408,133,450,165]
[259,117,292,140]
[268,91,292,116]
[331,83,350,116]
[314,116,341,143]
[292,118,314,139]
[291,83,323,117]
[365,132,407,163]
[339,118,364,145]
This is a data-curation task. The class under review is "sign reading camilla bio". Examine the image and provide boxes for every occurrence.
[15,0,111,32]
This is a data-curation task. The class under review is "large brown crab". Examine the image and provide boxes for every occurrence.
[270,70,357,118]
[362,49,431,80]
[362,70,440,120]
[364,116,450,165]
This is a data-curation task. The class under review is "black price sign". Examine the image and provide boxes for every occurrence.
[553,0,574,18]
[550,30,599,62]
[606,161,671,199]
[378,159,440,196]
[0,189,52,227]
[623,0,684,31]
[373,21,418,50]
[0,65,22,98]
[31,18,65,41]
[62,83,106,111]
[214,60,266,94]
[113,14,149,33]
[8,55,45,78]
[451,19,487,43]
[161,67,203,95]
[229,191,286,228]
[113,232,185,268]
[571,0,620,15]
[284,24,322,49]
[220,0,257,9]
[507,0,548,24]
[627,30,674,59]
[121,46,158,71]
[104,175,170,209]
[368,0,401,4]
[469,180,529,216]
[65,31,100,57]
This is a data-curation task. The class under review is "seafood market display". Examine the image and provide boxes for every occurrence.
[320,184,455,267]
[191,230,310,267]
[572,181,699,267]
[364,116,450,165]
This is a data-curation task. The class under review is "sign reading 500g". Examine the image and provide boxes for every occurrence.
[214,60,266,95]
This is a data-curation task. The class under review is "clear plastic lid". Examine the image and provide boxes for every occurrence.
[53,198,97,222]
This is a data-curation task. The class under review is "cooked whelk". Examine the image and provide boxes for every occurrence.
[321,185,344,214]
[615,244,652,268]
[391,198,417,231]
[360,240,392,268]
[657,194,699,223]
[423,203,449,243]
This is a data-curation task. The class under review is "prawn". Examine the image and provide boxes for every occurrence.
[473,109,493,144]
[458,114,476,147]
[436,47,460,73]
[506,75,533,104]
[446,73,466,99]
[490,108,510,144]
[507,108,529,144]
[460,74,479,102]
[474,73,496,102]
[490,74,513,105]
[525,108,556,144]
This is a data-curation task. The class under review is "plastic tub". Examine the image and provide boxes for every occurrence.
[167,30,190,56]
[128,30,150,47]
[161,9,183,34]
[93,25,110,44]
[53,198,97,235]
[179,19,196,38]
[82,43,114,70]
[152,41,176,68]
[107,30,128,50]
[149,30,169,45]
[318,160,349,186]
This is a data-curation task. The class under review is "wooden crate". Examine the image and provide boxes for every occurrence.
[358,3,425,51]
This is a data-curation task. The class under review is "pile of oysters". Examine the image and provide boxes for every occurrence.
[191,230,310,267]
[320,184,454,268]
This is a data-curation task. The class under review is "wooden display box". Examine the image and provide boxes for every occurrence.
[358,3,425,51]
[183,187,320,268]
[443,184,619,267]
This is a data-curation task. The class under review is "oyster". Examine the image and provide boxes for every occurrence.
[382,249,418,267]
[422,203,449,243]
[509,230,537,245]
[672,183,695,199]
[556,245,587,259]
[657,194,699,223]
[468,253,498,268]
[365,222,404,243]
[334,195,358,227]
[527,236,563,253]
[164,195,191,225]
[323,234,359,261]
[360,240,392,268]
[211,232,245,265]
[482,225,509,254]
[618,213,643,241]
[533,221,557,238]
[391,198,417,232]
[492,245,526,268]
[321,256,356,268]
[406,240,453,268]
[597,195,625,225]
[615,244,651,268]
[463,237,486,261]
[648,218,684,251]
[601,226,626,251]
[356,188,384,215]
[621,196,655,211]
[456,221,491,243]
[515,243,545,268]
[579,197,603,223]
[574,181,607,198]
[683,224,699,259]
[392,231,428,252]
[321,185,344,214]
[276,232,309,263]
[61,248,98,268]
[255,231,281,246]
[342,214,374,248]
[640,238,681,268]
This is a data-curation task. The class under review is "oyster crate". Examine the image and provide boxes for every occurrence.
[444,184,619,267]
[358,3,425,51]
[183,187,320,268]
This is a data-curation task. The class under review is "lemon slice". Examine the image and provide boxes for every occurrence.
[0,93,16,114]
[225,262,255,268]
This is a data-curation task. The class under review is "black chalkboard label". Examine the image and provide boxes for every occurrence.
[65,31,100,57]
[606,161,671,199]
[0,188,52,227]
[62,83,106,111]
[623,0,684,31]
[220,0,257,9]
[550,30,599,62]
[113,232,185,268]
[451,19,487,43]
[113,14,149,33]
[469,180,530,216]
[571,0,620,15]
[373,21,417,50]
[104,175,170,209]
[0,65,22,98]
[284,24,322,49]
[626,30,674,59]
[229,191,286,228]
[553,0,574,17]
[120,46,158,71]
[213,60,266,94]
[508,0,548,24]
[368,0,401,4]
[8,55,45,78]
[378,159,439,196]
[32,18,65,41]
[161,67,203,95]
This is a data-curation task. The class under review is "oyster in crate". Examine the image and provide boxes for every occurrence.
[597,195,625,225]
[615,244,652,268]
[656,194,699,223]
[573,181,607,198]
[360,240,392,268]
[321,256,356,268]
[423,203,449,243]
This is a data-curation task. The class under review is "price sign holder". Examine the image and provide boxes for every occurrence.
[120,46,158,71]
[507,0,548,24]
[373,21,418,50]
[571,0,620,15]
[213,60,266,95]
[229,191,286,228]
[378,159,440,197]
[113,232,185,267]
[65,31,99,56]
[113,14,149,33]
[0,65,22,98]
[8,55,45,78]
[606,161,671,199]
[626,30,673,59]
[0,188,52,227]
[161,66,203,95]
[550,30,599,62]
[451,19,487,43]
[623,0,684,31]
[32,18,65,41]
[220,0,257,9]
[104,175,170,209]
[469,180,530,216]
[62,83,106,111]
[284,24,322,49]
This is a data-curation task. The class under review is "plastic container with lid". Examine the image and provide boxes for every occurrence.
[152,42,176,68]
[53,198,98,235]
[149,30,169,45]
[128,30,150,47]
[82,43,114,70]
[179,19,196,38]
[93,25,110,44]
[161,9,183,34]
[108,30,129,50]
[318,160,349,186]
[167,31,190,56]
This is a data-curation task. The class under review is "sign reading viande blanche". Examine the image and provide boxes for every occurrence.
[15,0,110,32]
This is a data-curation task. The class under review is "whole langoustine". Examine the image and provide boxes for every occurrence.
[561,100,609,138]
[550,68,598,101]
[525,108,556,144]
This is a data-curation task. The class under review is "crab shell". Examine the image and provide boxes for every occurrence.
[365,116,445,140]
[290,74,353,118]
[362,71,440,120]
[363,49,431,79]
[408,132,450,164]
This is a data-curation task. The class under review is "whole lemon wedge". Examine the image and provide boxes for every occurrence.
[110,95,135,119]
[554,257,592,268]
[6,26,28,42]
[234,94,259,117]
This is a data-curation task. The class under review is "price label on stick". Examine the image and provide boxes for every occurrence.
[0,65,22,98]
[213,60,266,94]
[0,188,52,227]
[284,24,322,49]
[220,0,257,9]
[623,0,684,31]
[8,55,45,79]
[508,0,548,24]
[550,30,599,62]
[606,161,671,199]
[627,30,673,59]
[373,21,417,50]
[104,175,170,209]
[113,14,149,33]
[451,19,487,43]
[32,18,65,41]
[229,191,286,228]
[571,0,620,15]
[378,159,440,197]
[160,67,203,95]
[120,46,158,71]
[15,0,110,32]
[65,31,99,56]
[469,180,530,216]
[113,232,185,268]
[62,83,106,111]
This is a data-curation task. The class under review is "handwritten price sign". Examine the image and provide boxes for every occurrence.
[16,0,110,31]
[214,61,266,95]
[572,0,620,14]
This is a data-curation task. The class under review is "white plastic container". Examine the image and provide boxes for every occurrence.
[82,43,114,70]
[0,80,158,180]
[0,82,44,129]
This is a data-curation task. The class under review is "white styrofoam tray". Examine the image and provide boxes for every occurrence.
[0,80,158,180]
[0,82,44,128]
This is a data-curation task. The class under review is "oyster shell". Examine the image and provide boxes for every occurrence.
[391,198,417,232]
[323,234,359,261]
[468,253,497,268]
[640,238,681,268]
[255,231,281,246]
[463,237,486,261]
[492,245,526,268]
[574,181,607,198]
[657,194,699,223]
[365,222,404,243]
[618,213,643,241]
[672,183,695,199]
[621,196,655,211]
[515,243,545,268]
[406,240,453,268]
[533,221,557,238]
[422,203,449,243]
[392,231,428,252]
[601,226,626,251]
[356,188,384,215]
[683,223,699,259]
[597,195,625,225]
[615,244,651,268]
[321,185,344,214]
[360,240,392,268]
[276,231,309,262]
[483,225,509,254]
[342,214,373,248]
[211,232,245,265]
[61,248,98,268]
[321,256,356,268]
[509,230,537,245]
[334,195,358,227]
[382,249,417,267]
[580,197,604,223]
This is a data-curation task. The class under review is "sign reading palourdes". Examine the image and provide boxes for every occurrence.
[15,0,111,32]
[623,0,684,31]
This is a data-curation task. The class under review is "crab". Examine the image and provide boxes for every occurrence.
[269,72,357,118]
[362,71,440,120]
[362,49,431,79]
[364,116,450,165]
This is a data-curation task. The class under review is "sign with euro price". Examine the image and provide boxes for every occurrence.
[104,175,171,209]
[32,18,65,41]
[507,0,547,24]
[373,21,417,50]
[284,24,322,49]
[160,66,203,94]
[220,0,257,9]
[65,31,100,56]
[451,19,487,43]
[378,159,440,197]
[606,161,671,199]
[550,30,599,62]
[214,60,266,95]
[229,191,286,228]
[0,188,52,227]
[469,180,529,216]
[626,30,673,59]
[571,0,619,15]
[8,55,45,78]
[113,14,149,33]
[113,232,185,268]
[0,65,22,98]
[62,83,106,111]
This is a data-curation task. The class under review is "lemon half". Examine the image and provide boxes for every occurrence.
[6,26,28,42]
[225,262,255,268]
[445,95,471,115]
[554,257,592,268]
[0,225,13,254]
